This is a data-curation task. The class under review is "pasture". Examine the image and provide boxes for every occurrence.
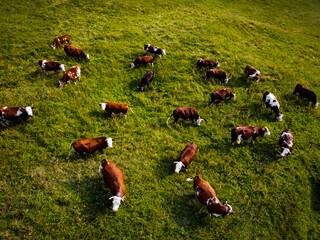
[1,0,320,239]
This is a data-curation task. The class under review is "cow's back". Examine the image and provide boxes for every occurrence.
[179,143,197,163]
[193,176,216,205]
[102,161,126,196]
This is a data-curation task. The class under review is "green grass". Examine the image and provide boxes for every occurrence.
[1,0,320,239]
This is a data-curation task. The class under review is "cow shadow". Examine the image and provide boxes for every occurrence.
[89,109,107,119]
[310,178,320,213]
[154,156,177,178]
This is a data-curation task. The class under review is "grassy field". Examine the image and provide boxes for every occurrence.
[1,0,320,239]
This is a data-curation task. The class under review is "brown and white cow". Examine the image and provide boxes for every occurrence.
[166,107,205,126]
[174,143,197,173]
[100,102,134,118]
[205,69,229,83]
[279,129,294,158]
[292,84,318,109]
[68,137,114,156]
[262,91,283,121]
[245,65,261,82]
[210,88,236,105]
[138,70,154,92]
[39,60,65,75]
[131,56,154,68]
[0,106,33,126]
[196,59,219,69]
[144,44,166,58]
[51,35,70,49]
[231,126,270,145]
[64,45,89,60]
[58,65,81,87]
[99,159,126,211]
[187,176,233,217]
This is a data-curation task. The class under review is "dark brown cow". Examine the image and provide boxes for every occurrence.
[68,137,114,156]
[0,106,33,126]
[262,91,283,121]
[39,60,65,75]
[166,107,205,126]
[64,45,89,60]
[196,59,219,69]
[174,143,197,173]
[58,65,81,87]
[138,71,154,92]
[231,126,271,145]
[51,35,70,49]
[99,159,126,211]
[210,88,236,105]
[131,56,154,68]
[279,129,294,158]
[100,102,134,118]
[205,69,229,83]
[144,44,166,57]
[245,65,261,81]
[292,84,318,109]
[187,176,233,217]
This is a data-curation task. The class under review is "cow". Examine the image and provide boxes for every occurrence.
[187,176,233,217]
[166,107,205,126]
[131,56,154,68]
[210,88,236,105]
[58,65,81,87]
[262,92,283,121]
[38,60,65,75]
[196,59,220,69]
[100,102,134,119]
[205,69,229,83]
[245,65,261,82]
[0,106,33,126]
[292,84,318,109]
[99,159,126,212]
[64,45,89,60]
[174,143,197,173]
[51,35,70,49]
[231,126,271,145]
[279,129,293,158]
[144,44,166,58]
[68,137,114,157]
[138,70,154,92]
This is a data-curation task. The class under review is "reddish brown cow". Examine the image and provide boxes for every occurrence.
[0,106,33,126]
[100,102,134,118]
[58,65,81,87]
[196,59,219,69]
[279,129,294,158]
[51,35,70,49]
[68,137,114,157]
[210,88,236,105]
[99,159,126,211]
[64,45,89,60]
[187,176,233,217]
[166,107,205,126]
[231,126,271,145]
[39,60,65,75]
[131,56,154,68]
[245,66,261,82]
[174,143,197,173]
[292,84,318,109]
[205,69,229,83]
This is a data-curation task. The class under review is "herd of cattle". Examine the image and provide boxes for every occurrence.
[1,34,318,215]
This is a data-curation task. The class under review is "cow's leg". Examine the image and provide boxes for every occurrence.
[0,119,8,127]
[70,76,76,85]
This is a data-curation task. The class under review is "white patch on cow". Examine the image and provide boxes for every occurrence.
[100,103,106,111]
[313,102,319,109]
[85,54,90,60]
[249,70,260,78]
[264,127,271,136]
[196,118,204,126]
[174,161,184,173]
[224,78,229,83]
[41,60,47,69]
[106,138,113,148]
[109,196,123,211]
[225,202,233,213]
[51,45,56,49]
[25,107,33,117]
[281,132,291,138]
[99,162,103,173]
[265,93,280,108]
[281,148,291,157]
[76,67,81,78]
[277,113,283,121]
[217,61,220,67]
[15,110,23,117]
[131,63,135,68]
[3,106,7,109]
[162,49,166,55]
[212,213,223,217]
[58,81,63,87]
[60,64,65,72]
[237,134,243,144]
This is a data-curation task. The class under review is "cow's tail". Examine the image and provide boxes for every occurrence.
[129,107,134,113]
[68,142,75,158]
[166,114,173,124]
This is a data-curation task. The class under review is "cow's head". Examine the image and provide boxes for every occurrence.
[105,138,114,148]
[51,45,56,49]
[277,113,283,122]
[85,54,90,60]
[216,61,220,67]
[313,102,319,109]
[224,78,230,84]
[58,80,64,87]
[280,148,291,158]
[196,117,205,126]
[25,106,33,118]
[100,103,107,111]
[109,196,125,211]
[161,49,166,55]
[174,161,185,173]
[263,127,271,136]
[130,63,135,68]
[223,201,233,215]
[59,64,65,72]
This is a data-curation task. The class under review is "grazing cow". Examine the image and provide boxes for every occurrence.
[231,126,271,145]
[174,143,197,173]
[292,84,318,109]
[210,88,236,105]
[187,176,233,217]
[131,56,154,68]
[245,66,261,82]
[196,59,220,69]
[144,44,166,57]
[58,65,81,87]
[64,45,89,60]
[138,71,154,92]
[100,102,134,118]
[205,69,229,83]
[68,137,114,156]
[51,35,70,49]
[262,91,283,121]
[99,159,126,212]
[166,107,205,126]
[0,106,33,126]
[39,60,65,75]
[279,129,294,158]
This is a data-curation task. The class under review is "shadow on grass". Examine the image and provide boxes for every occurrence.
[310,178,320,213]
